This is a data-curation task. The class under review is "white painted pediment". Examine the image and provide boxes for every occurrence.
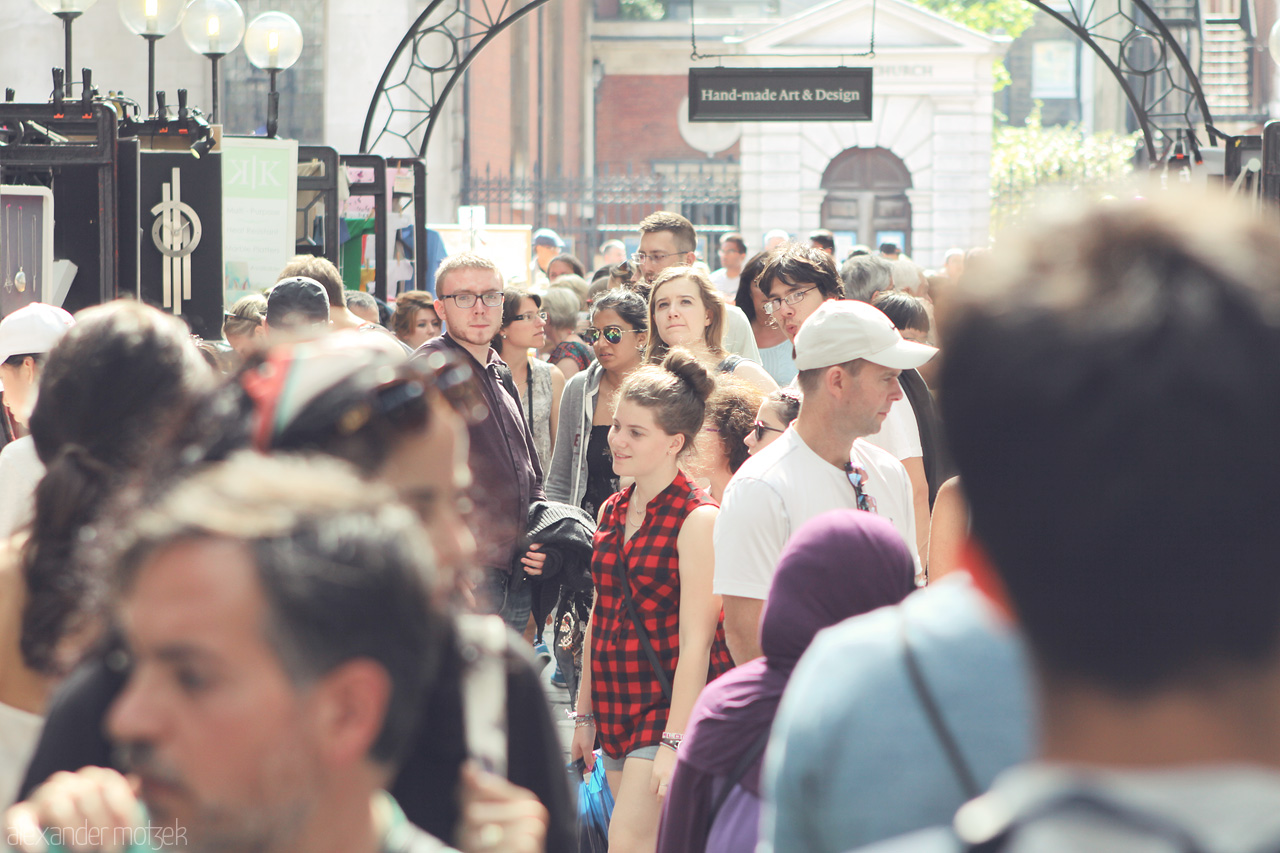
[733,0,1008,54]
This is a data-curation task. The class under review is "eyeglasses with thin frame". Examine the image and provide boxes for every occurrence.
[441,291,504,309]
[512,310,548,323]
[631,251,679,266]
[752,420,785,442]
[844,463,879,514]
[762,284,820,315]
[583,325,642,345]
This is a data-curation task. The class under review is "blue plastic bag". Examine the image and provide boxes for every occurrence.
[570,750,614,852]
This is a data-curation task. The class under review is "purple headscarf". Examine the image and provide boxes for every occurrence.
[680,509,915,792]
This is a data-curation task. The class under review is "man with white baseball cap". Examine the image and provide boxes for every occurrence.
[713,299,937,663]
[0,303,76,539]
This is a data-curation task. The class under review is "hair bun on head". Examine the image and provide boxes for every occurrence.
[661,348,715,403]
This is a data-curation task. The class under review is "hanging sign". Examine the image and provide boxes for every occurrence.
[688,67,873,122]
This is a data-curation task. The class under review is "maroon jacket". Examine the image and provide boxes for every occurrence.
[418,333,545,573]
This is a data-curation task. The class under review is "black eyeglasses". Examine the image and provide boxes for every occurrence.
[583,325,642,345]
[441,291,504,309]
[752,420,785,442]
[762,285,820,315]
[845,463,879,514]
[512,310,548,323]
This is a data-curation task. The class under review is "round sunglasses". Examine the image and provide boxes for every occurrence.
[584,325,642,345]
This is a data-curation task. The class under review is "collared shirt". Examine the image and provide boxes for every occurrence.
[417,334,545,572]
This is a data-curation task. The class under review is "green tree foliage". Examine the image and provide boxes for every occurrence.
[913,0,1035,90]
[990,106,1140,232]
[621,0,667,19]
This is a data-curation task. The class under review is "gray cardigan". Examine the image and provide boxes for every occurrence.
[545,361,604,508]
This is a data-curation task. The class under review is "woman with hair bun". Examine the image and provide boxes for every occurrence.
[569,348,733,853]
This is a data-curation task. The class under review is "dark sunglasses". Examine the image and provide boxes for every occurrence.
[583,325,641,345]
[844,463,879,514]
[752,420,785,442]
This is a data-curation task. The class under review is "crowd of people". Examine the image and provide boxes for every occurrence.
[3,189,1279,853]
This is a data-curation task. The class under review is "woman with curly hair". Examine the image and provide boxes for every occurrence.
[691,377,766,502]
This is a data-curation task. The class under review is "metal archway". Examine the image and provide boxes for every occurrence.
[360,0,553,157]
[361,0,1220,163]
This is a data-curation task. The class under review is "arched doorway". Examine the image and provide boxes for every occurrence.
[820,147,913,255]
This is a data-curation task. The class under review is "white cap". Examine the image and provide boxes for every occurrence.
[793,299,937,371]
[0,303,75,363]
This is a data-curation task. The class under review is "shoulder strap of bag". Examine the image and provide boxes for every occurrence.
[706,729,770,829]
[455,614,509,778]
[900,611,981,800]
[617,557,674,701]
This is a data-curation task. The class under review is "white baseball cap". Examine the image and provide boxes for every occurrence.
[793,299,937,371]
[0,303,75,364]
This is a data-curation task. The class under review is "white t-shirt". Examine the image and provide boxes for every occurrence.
[0,700,42,807]
[713,428,920,600]
[722,304,762,364]
[864,394,922,461]
[0,436,44,540]
[710,268,740,297]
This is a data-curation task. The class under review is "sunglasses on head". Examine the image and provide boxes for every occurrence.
[583,325,641,345]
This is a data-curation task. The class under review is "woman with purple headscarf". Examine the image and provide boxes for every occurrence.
[656,509,915,853]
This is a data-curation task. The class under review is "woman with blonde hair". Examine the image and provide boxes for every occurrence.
[646,267,776,393]
[222,294,267,357]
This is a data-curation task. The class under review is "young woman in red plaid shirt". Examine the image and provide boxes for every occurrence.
[569,348,734,853]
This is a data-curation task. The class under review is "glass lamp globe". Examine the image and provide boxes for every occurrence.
[181,0,244,56]
[32,0,100,14]
[243,11,303,71]
[119,0,186,36]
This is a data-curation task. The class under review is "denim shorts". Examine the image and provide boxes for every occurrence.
[602,744,660,772]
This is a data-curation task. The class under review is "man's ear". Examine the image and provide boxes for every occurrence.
[309,659,391,767]
[684,252,697,267]
[433,299,448,323]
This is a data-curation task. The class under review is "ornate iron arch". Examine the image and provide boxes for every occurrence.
[1023,0,1219,162]
[361,0,1220,163]
[360,0,553,157]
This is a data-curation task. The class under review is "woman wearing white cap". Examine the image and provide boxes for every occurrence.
[0,303,75,540]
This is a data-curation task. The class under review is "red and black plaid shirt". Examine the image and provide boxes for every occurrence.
[590,471,733,759]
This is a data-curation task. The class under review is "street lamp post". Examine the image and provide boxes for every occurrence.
[32,0,101,98]
[118,0,187,116]
[180,0,245,124]
[244,11,303,138]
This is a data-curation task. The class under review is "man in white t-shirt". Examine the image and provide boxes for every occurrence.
[0,303,76,541]
[714,299,936,663]
[709,233,747,298]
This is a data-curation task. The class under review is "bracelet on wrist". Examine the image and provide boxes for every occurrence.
[567,710,596,728]
[660,731,684,751]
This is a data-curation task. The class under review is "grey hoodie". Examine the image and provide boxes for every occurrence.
[545,360,604,507]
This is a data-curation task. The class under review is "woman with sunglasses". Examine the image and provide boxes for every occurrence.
[647,267,778,395]
[494,289,565,471]
[17,336,575,852]
[745,387,801,457]
[545,287,650,696]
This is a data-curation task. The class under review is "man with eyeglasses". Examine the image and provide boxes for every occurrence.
[635,211,762,362]
[714,299,934,664]
[419,252,547,631]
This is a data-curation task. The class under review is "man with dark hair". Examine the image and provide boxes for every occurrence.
[715,300,932,662]
[858,191,1280,853]
[756,244,844,343]
[879,242,901,260]
[421,253,546,630]
[808,229,835,255]
[636,211,761,361]
[840,253,894,303]
[265,277,333,336]
[278,255,366,330]
[4,454,527,853]
[710,233,747,297]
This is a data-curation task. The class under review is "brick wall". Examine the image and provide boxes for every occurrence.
[595,75,739,172]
